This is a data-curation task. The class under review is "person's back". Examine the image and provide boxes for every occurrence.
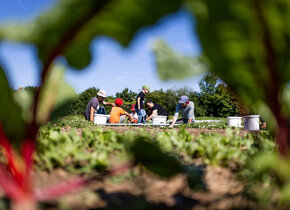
[85,97,99,120]
[153,104,168,117]
[109,106,126,124]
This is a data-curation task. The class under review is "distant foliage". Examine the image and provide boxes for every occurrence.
[196,74,243,117]
[68,87,99,116]
[116,88,137,102]
[23,86,39,95]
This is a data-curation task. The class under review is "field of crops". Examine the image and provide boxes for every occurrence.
[1,115,288,209]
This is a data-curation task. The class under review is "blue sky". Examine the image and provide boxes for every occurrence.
[0,0,203,96]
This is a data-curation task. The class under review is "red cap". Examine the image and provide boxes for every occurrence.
[115,98,123,106]
[131,103,136,111]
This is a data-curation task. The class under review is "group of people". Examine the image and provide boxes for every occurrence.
[85,85,195,127]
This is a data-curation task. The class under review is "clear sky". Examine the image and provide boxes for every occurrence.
[0,0,203,96]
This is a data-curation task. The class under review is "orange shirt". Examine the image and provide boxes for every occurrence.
[109,107,126,123]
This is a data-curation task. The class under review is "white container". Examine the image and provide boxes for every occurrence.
[227,116,242,127]
[152,116,167,125]
[243,115,260,130]
[94,114,108,125]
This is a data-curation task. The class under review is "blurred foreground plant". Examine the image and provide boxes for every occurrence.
[0,0,183,208]
[154,0,290,156]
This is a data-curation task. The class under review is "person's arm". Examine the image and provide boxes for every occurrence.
[169,105,180,127]
[187,104,194,124]
[90,107,95,122]
[103,101,115,106]
[124,112,133,122]
[146,110,157,121]
[169,116,178,128]
[137,97,141,110]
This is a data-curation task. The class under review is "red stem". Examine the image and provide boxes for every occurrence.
[253,0,289,156]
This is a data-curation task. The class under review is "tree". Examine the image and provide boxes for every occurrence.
[115,88,137,103]
[199,74,218,95]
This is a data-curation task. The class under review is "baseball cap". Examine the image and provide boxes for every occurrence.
[142,85,150,92]
[115,98,123,106]
[97,90,106,98]
[131,103,136,111]
[178,95,189,103]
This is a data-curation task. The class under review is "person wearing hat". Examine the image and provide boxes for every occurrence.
[85,90,115,122]
[129,103,138,123]
[135,85,150,123]
[169,95,195,127]
[109,98,133,124]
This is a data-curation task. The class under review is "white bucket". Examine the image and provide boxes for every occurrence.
[227,116,242,127]
[243,115,260,130]
[152,116,167,125]
[94,114,108,125]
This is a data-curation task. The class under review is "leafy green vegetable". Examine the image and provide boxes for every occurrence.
[129,136,184,177]
[36,65,76,124]
[0,64,26,145]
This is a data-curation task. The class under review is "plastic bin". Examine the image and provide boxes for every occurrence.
[227,116,242,127]
[94,114,108,125]
[152,116,167,125]
[243,115,260,130]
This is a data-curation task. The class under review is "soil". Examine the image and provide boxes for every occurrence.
[30,165,256,210]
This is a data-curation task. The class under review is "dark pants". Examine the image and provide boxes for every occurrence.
[97,106,107,115]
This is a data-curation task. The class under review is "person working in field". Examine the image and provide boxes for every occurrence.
[135,85,150,123]
[85,90,115,122]
[146,100,169,122]
[169,95,195,127]
[129,104,138,123]
[109,98,133,124]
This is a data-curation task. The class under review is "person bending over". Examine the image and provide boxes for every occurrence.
[169,95,195,127]
[146,100,168,122]
[85,90,115,122]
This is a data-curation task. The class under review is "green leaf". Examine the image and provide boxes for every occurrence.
[187,0,290,131]
[37,65,76,124]
[184,165,205,190]
[0,0,183,69]
[13,89,33,122]
[153,39,208,80]
[0,64,26,144]
[130,136,183,178]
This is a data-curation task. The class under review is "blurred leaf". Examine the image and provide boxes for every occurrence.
[153,39,207,80]
[250,152,290,184]
[184,165,205,190]
[0,0,183,69]
[130,136,183,177]
[0,64,26,144]
[281,181,290,202]
[186,0,290,132]
[37,65,76,124]
[13,89,33,122]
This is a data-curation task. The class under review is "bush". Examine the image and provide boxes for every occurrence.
[67,87,99,116]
